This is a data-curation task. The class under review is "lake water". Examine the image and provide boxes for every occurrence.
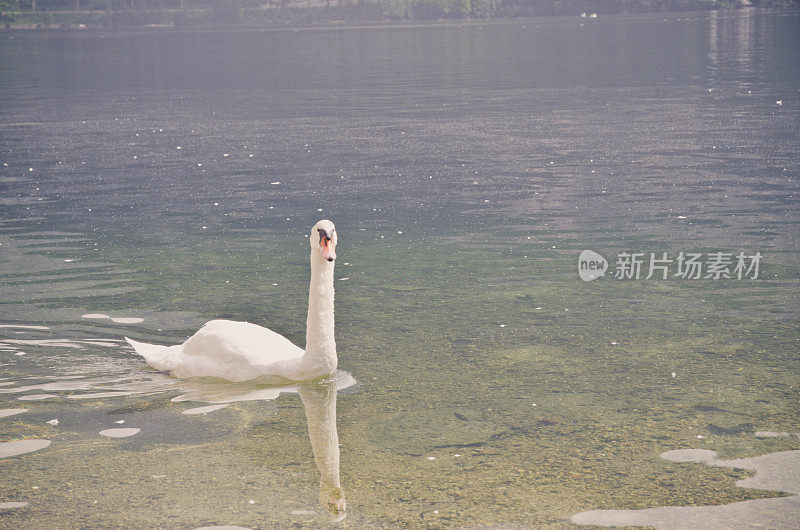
[1,8,799,528]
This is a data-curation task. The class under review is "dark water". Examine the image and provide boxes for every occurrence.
[1,9,799,528]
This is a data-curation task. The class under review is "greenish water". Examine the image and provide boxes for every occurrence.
[2,9,799,528]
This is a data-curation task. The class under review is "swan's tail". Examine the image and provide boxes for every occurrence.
[124,337,180,372]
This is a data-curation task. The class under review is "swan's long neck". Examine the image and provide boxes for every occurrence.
[299,381,341,494]
[302,252,337,374]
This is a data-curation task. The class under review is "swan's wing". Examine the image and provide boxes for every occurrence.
[182,320,303,366]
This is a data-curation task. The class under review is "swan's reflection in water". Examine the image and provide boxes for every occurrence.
[0,363,355,522]
[171,371,354,522]
[299,379,347,521]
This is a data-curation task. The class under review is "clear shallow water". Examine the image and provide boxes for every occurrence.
[1,8,799,528]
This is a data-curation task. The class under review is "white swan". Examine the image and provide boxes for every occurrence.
[125,220,339,382]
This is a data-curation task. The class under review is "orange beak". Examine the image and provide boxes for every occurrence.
[321,237,336,262]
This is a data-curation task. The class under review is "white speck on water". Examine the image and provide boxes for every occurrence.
[46,418,59,425]
[0,439,51,458]
[99,428,140,438]
[82,313,110,319]
[697,435,706,439]
[317,208,323,212]
[500,324,506,328]
[223,153,229,157]
[14,351,26,356]
[182,404,229,415]
[677,215,687,219]
[213,202,219,206]
[197,163,203,167]
[202,226,207,230]
[453,454,462,457]
[270,181,280,185]
[64,259,75,262]
[776,100,782,106]
[176,146,182,150]
[115,420,126,424]
[248,500,255,505]
[272,283,278,286]
[611,341,618,345]
[339,277,349,281]
[671,372,676,378]
[0,408,27,418]
[532,403,537,407]
[397,231,403,234]
[426,456,436,460]
[151,474,167,479]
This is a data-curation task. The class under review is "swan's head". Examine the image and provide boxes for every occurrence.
[311,219,337,262]
[322,485,346,522]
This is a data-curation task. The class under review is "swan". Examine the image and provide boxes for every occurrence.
[125,220,339,382]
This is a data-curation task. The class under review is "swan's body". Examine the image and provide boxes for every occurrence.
[126,220,339,382]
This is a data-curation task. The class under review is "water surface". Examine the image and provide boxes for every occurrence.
[1,8,799,528]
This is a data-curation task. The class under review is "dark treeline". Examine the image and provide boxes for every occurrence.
[1,0,796,27]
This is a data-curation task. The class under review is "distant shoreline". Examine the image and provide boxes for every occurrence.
[2,0,796,30]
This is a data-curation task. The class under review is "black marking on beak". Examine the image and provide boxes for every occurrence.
[318,228,331,243]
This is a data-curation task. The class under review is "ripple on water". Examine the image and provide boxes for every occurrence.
[571,446,800,528]
[81,314,144,324]
[0,408,27,418]
[18,394,59,401]
[0,439,51,458]
[99,428,140,438]
[0,502,28,511]
[193,526,251,530]
[182,404,230,415]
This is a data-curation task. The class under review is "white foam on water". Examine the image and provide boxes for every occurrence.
[99,428,140,438]
[0,439,51,458]
[0,501,28,510]
[18,394,59,401]
[182,404,230,415]
[0,325,49,330]
[572,446,800,528]
[0,408,27,418]
[82,314,110,319]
